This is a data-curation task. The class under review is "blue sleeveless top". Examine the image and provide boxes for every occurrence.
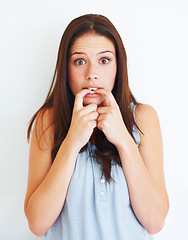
[44,103,153,240]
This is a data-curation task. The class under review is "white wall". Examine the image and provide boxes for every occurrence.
[0,0,187,239]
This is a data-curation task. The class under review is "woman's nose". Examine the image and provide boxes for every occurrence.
[86,64,99,81]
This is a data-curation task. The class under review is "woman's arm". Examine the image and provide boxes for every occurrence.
[96,89,169,234]
[24,109,80,237]
[24,89,98,237]
[118,104,169,234]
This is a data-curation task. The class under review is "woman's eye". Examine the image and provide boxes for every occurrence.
[74,59,85,65]
[100,58,110,64]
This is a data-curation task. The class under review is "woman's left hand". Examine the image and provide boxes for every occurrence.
[96,89,129,147]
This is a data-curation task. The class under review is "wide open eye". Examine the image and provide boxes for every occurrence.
[74,59,86,66]
[100,57,110,64]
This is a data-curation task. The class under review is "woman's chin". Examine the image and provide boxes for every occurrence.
[83,97,104,106]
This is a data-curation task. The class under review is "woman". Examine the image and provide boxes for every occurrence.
[24,14,169,239]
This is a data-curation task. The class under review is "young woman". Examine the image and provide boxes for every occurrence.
[24,14,169,240]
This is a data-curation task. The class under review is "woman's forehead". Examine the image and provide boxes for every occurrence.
[70,33,115,54]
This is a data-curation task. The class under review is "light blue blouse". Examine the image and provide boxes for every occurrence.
[45,103,153,240]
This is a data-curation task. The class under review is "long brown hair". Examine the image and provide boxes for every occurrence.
[27,14,138,183]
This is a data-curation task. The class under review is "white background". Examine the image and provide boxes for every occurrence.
[0,0,188,239]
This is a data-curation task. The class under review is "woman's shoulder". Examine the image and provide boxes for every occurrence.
[135,103,158,118]
[36,107,54,125]
[134,103,160,132]
[34,107,54,149]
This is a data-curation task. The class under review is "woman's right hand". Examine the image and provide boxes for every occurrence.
[66,89,98,151]
[24,89,98,236]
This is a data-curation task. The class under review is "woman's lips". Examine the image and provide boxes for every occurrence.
[85,92,100,98]
[83,87,102,97]
[88,87,98,92]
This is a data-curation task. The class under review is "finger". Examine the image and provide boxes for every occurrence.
[95,89,117,107]
[97,106,110,114]
[91,112,99,120]
[97,120,106,132]
[90,120,97,129]
[74,89,90,110]
[84,111,99,121]
[97,113,107,121]
[102,98,108,107]
[81,103,98,115]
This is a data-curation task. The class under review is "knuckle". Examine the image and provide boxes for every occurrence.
[106,90,111,96]
[75,93,80,100]
[108,107,113,114]
[110,107,116,114]
[92,121,97,128]
[94,112,99,118]
[85,121,90,127]
[88,121,95,129]
[99,122,105,130]
[76,91,82,97]
[82,115,88,123]
[77,110,83,118]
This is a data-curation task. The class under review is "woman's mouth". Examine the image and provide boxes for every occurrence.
[88,88,98,94]
[84,87,101,98]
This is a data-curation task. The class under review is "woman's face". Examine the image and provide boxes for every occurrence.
[68,33,117,106]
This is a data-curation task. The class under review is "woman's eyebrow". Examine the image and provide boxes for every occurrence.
[97,50,115,55]
[70,52,86,56]
[71,50,115,57]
